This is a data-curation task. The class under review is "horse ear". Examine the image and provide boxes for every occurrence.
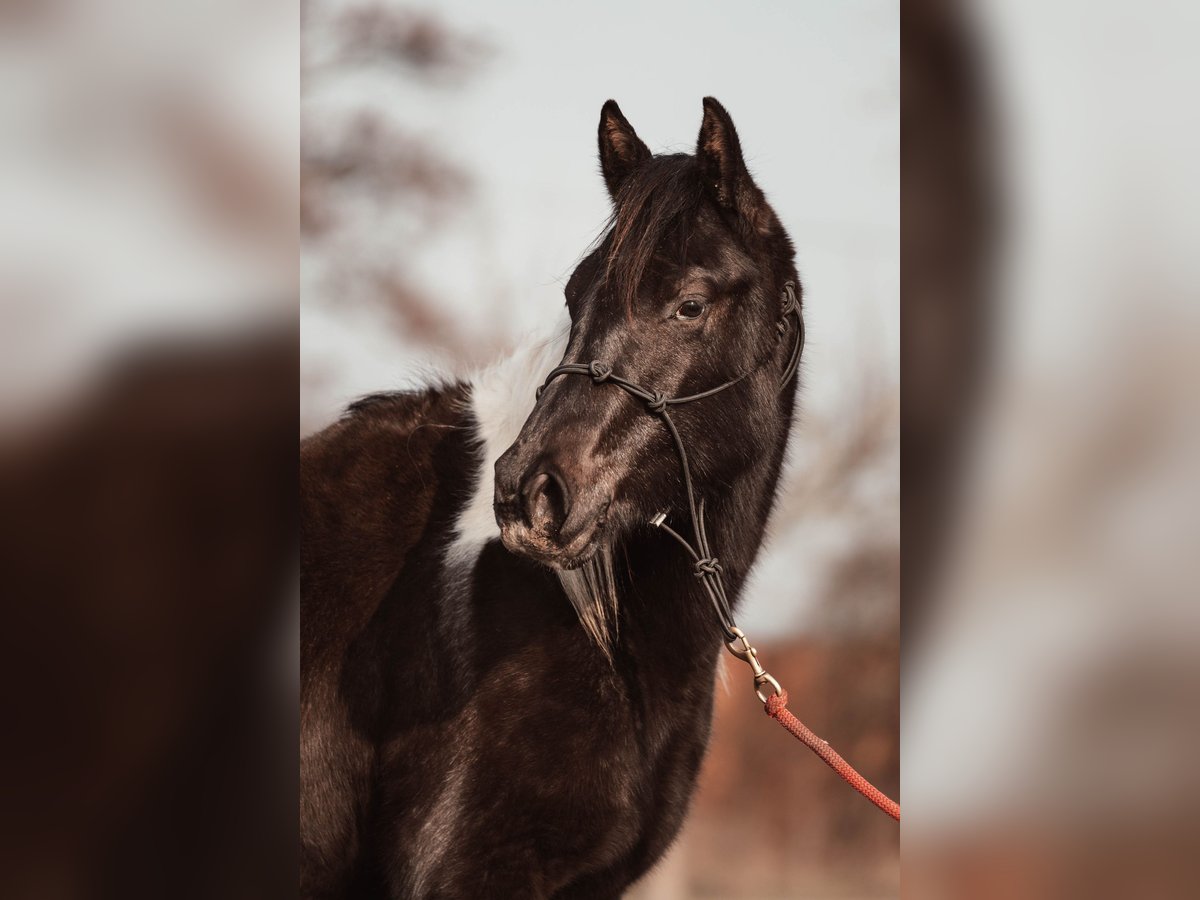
[598,100,650,199]
[696,97,778,238]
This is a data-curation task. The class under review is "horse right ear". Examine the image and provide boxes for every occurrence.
[598,100,650,199]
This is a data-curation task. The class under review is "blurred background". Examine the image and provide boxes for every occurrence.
[301,1,900,897]
[904,1,1200,897]
[0,1,296,897]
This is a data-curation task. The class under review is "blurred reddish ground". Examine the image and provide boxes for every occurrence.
[633,637,900,898]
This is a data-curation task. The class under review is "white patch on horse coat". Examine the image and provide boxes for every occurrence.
[445,311,571,567]
[444,303,621,659]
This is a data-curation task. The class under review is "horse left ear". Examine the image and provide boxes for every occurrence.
[696,97,778,238]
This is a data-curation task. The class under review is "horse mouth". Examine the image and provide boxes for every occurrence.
[497,502,610,570]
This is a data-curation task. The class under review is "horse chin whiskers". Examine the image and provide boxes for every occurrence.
[556,543,620,662]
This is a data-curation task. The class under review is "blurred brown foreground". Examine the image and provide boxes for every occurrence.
[0,327,298,898]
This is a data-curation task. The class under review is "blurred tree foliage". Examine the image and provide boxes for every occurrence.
[302,1,490,356]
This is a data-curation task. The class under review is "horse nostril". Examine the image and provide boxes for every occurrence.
[520,468,572,535]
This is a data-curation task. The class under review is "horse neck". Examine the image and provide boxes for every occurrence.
[700,417,790,601]
[620,378,794,658]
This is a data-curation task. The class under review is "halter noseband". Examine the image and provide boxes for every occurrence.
[533,281,803,701]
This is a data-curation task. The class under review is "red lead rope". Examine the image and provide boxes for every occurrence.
[764,689,901,821]
[723,627,900,821]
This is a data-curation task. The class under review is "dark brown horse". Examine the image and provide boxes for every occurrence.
[301,98,802,898]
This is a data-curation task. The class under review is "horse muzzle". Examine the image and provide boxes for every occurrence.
[493,453,611,569]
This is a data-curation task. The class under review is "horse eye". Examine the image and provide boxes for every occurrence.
[675,299,706,320]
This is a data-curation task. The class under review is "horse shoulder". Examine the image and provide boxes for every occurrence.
[300,384,475,894]
[300,384,472,659]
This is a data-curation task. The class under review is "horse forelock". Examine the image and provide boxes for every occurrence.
[604,154,705,315]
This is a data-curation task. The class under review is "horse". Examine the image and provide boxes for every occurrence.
[301,97,803,899]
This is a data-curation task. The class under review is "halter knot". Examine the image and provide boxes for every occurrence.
[780,281,798,316]
[588,361,613,383]
[646,390,669,414]
[694,556,723,578]
[535,384,546,400]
